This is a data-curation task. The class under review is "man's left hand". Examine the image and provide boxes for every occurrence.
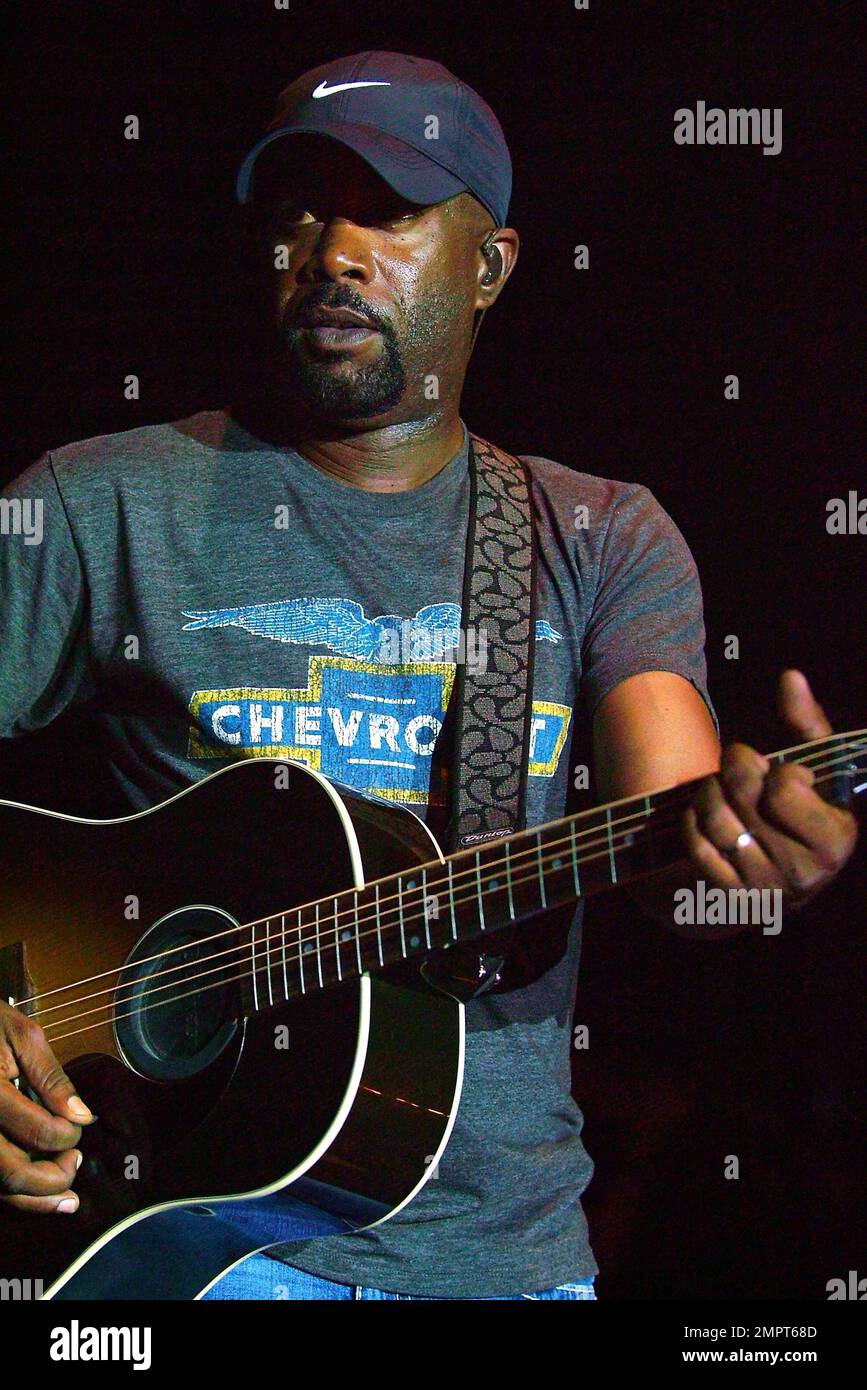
[683,669,859,911]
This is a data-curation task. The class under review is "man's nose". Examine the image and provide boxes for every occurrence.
[297,217,374,284]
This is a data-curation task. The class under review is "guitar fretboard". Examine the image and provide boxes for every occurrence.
[237,729,865,1014]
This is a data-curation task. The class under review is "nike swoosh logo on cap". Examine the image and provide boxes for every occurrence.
[312,80,392,98]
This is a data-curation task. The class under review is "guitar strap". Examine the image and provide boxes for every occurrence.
[444,432,538,854]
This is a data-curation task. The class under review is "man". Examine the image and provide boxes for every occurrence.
[0,52,857,1300]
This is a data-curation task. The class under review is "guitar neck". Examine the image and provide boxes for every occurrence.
[240,729,866,1012]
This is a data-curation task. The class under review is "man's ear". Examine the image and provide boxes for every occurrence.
[475,227,520,309]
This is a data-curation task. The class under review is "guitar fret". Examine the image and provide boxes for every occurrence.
[250,925,259,1012]
[500,839,514,917]
[536,830,547,908]
[314,903,323,989]
[353,890,363,974]
[421,868,432,949]
[404,877,422,952]
[447,859,457,939]
[247,928,257,1006]
[296,909,306,995]
[265,919,274,1007]
[570,821,581,896]
[397,876,407,957]
[333,897,342,982]
[475,852,486,931]
[606,807,617,882]
[374,882,384,966]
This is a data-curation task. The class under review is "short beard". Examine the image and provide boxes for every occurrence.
[268,281,467,423]
[280,326,406,421]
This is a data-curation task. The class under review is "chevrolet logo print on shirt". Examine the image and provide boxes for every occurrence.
[183,598,570,801]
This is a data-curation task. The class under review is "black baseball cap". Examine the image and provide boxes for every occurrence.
[235,51,512,227]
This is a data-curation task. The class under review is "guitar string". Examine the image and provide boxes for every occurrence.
[27,736,864,1022]
[22,736,865,1020]
[38,751,861,1043]
[36,825,750,1044]
[19,729,864,1013]
[19,730,863,1012]
[38,814,687,1031]
[28,798,668,1019]
[42,748,861,1046]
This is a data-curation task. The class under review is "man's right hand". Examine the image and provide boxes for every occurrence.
[0,999,94,1213]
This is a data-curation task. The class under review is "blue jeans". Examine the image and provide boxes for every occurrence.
[200,1193,596,1301]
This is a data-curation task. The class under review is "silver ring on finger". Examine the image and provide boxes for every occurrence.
[721,829,755,860]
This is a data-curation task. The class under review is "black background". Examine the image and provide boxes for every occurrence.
[3,0,865,1299]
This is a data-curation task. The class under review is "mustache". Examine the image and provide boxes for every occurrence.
[282,287,393,337]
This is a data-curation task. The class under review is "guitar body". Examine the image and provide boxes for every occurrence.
[0,759,464,1299]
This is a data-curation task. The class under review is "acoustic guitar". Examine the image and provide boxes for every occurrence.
[0,729,862,1299]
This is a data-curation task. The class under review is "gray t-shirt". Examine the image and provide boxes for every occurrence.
[0,409,717,1296]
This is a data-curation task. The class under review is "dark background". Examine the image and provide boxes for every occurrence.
[3,0,864,1298]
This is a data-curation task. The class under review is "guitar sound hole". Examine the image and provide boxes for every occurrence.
[114,905,240,1081]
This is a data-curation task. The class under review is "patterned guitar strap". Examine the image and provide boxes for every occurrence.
[436,432,538,995]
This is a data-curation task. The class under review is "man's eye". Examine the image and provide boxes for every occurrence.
[377,210,418,230]
[266,203,314,232]
[260,203,418,236]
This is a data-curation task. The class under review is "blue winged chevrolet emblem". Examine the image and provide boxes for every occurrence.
[182,598,561,662]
